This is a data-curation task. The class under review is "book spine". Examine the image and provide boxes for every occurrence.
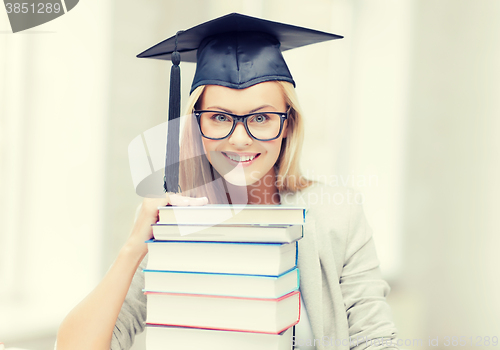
[144,290,299,302]
[145,321,299,335]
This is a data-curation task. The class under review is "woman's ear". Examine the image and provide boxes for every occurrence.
[282,120,288,138]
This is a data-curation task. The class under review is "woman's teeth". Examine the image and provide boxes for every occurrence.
[225,153,257,162]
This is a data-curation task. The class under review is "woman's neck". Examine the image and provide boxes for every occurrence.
[223,167,280,205]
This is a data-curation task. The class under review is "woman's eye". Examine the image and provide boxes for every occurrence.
[252,114,268,123]
[213,114,228,122]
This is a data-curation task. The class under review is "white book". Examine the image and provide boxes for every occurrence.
[146,325,294,350]
[157,205,306,225]
[146,240,297,275]
[145,290,300,334]
[143,267,299,298]
[152,223,303,243]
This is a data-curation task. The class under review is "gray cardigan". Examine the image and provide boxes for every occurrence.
[111,183,399,350]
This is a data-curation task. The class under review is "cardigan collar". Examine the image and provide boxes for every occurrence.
[280,186,325,343]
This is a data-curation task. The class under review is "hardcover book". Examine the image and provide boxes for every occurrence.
[146,325,294,350]
[157,205,306,225]
[143,267,299,298]
[152,223,303,243]
[145,290,301,334]
[146,240,298,275]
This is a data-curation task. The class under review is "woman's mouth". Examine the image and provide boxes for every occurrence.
[221,152,260,167]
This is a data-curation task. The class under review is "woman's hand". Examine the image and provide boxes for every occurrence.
[125,193,209,258]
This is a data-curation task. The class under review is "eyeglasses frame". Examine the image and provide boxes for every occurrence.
[193,109,290,141]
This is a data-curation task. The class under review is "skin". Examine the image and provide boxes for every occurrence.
[199,82,288,204]
[56,81,288,349]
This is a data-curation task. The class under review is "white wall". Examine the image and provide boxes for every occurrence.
[0,0,112,342]
[396,0,500,343]
[2,1,500,349]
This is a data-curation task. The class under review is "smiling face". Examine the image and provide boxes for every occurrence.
[197,81,288,186]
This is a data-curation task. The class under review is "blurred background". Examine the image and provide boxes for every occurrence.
[1,0,499,349]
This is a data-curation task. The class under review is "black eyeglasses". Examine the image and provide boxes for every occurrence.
[194,109,289,141]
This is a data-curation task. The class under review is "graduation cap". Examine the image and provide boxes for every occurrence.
[137,13,342,194]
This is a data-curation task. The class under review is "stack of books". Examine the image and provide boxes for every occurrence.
[144,205,305,350]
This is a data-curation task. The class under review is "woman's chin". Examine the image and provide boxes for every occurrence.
[222,174,254,187]
[222,168,261,187]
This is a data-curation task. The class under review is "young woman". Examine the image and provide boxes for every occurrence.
[57,14,398,350]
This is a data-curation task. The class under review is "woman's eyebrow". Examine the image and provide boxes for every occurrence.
[249,105,275,113]
[204,105,275,113]
[204,106,233,113]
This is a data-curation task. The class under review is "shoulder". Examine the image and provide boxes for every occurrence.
[281,182,367,237]
[281,181,362,213]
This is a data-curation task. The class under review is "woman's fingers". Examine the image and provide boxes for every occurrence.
[187,196,209,206]
[169,193,208,206]
[169,194,189,206]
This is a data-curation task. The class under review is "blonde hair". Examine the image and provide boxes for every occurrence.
[178,81,313,203]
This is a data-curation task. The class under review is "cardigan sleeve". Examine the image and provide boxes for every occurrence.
[339,199,399,350]
[110,256,148,350]
[110,203,148,350]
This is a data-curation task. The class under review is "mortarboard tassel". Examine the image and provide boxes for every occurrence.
[164,31,183,193]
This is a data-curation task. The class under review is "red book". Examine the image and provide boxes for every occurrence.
[145,290,301,334]
[146,325,294,350]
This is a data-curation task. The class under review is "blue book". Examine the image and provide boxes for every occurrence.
[152,223,303,243]
[146,240,298,276]
[143,267,300,299]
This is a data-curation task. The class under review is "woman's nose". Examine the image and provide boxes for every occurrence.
[228,122,253,146]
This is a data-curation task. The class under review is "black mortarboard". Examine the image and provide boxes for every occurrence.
[137,13,342,194]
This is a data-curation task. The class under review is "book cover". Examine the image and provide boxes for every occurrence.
[145,290,301,334]
[143,267,300,298]
[146,240,298,275]
[146,325,294,350]
[157,205,306,225]
[152,223,303,243]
